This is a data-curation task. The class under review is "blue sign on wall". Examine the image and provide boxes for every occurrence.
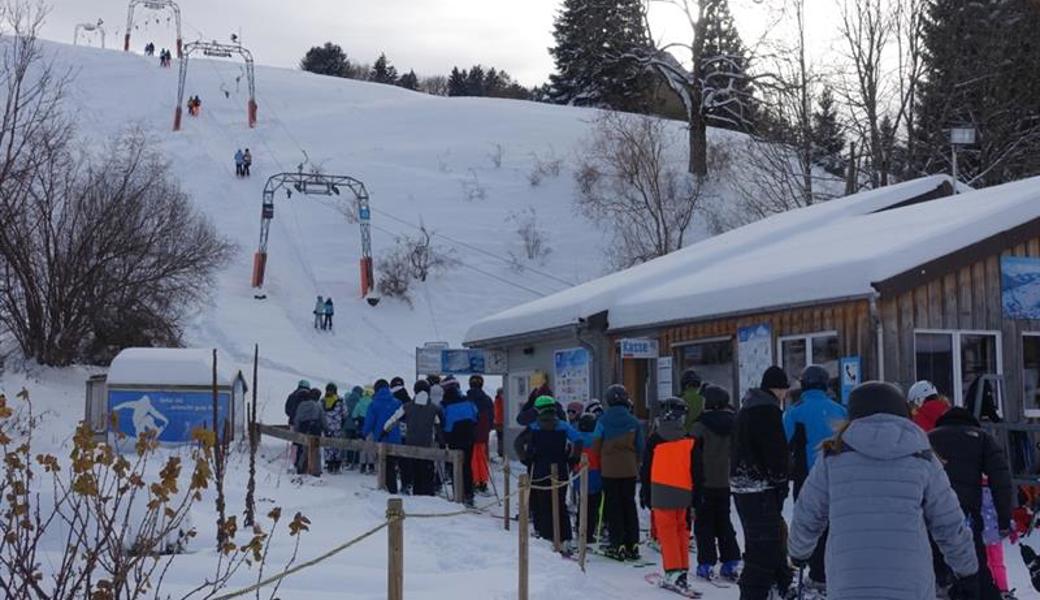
[108,389,230,447]
[839,356,861,406]
[1002,256,1040,320]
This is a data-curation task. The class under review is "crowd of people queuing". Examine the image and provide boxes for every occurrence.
[284,373,502,507]
[284,363,1021,599]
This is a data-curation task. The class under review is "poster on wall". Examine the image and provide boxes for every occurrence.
[657,357,674,401]
[839,356,861,405]
[554,347,590,406]
[1001,256,1040,320]
[737,323,773,398]
[108,389,230,449]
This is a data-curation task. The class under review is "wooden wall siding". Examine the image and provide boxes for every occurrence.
[651,299,875,381]
[882,235,1040,419]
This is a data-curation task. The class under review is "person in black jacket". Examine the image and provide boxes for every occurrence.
[731,366,792,600]
[929,407,1013,600]
[390,376,413,492]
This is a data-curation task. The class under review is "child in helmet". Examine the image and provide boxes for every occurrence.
[689,385,741,583]
[514,395,584,554]
[573,412,603,544]
[641,396,698,592]
[908,379,950,433]
[321,383,346,473]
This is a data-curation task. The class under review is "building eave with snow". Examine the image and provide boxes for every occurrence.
[466,175,1040,467]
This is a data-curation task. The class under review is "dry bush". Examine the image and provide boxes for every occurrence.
[527,149,563,186]
[507,207,553,267]
[378,226,458,305]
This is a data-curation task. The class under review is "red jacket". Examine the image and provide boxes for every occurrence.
[493,393,504,428]
[913,398,950,433]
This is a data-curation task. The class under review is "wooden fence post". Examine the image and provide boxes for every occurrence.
[578,454,589,571]
[452,449,465,505]
[503,462,511,531]
[306,434,321,477]
[386,497,404,600]
[518,474,530,600]
[377,443,388,491]
[550,463,561,553]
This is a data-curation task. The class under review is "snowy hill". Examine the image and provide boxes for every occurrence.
[57,39,636,402]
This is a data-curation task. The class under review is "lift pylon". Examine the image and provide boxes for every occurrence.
[173,40,257,131]
[253,171,375,302]
[124,0,182,57]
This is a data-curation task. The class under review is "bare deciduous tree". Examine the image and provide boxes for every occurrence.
[575,112,702,268]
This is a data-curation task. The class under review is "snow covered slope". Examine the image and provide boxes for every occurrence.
[58,39,634,404]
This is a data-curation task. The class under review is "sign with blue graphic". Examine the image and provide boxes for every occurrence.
[839,356,861,406]
[108,389,230,447]
[439,349,508,375]
[619,338,659,359]
[737,323,773,398]
[554,347,591,406]
[1002,256,1040,320]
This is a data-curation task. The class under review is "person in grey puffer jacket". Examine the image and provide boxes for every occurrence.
[789,382,978,600]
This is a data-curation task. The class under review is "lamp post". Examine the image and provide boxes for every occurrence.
[948,126,976,193]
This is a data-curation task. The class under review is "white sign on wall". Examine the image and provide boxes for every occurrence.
[657,356,674,401]
[737,323,773,398]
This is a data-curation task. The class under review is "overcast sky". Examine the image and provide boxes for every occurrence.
[45,0,841,86]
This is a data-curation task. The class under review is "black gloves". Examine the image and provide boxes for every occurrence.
[948,572,979,600]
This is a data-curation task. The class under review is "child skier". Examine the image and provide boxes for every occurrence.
[688,385,741,583]
[908,379,950,432]
[641,397,698,593]
[321,383,346,473]
[313,295,324,330]
[593,384,644,561]
[342,385,362,470]
[468,375,494,494]
[323,297,334,330]
[293,388,324,475]
[442,376,478,506]
[574,412,602,544]
[352,386,375,474]
[514,395,583,553]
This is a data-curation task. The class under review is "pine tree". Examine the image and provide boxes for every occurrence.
[465,65,487,96]
[370,53,398,85]
[447,67,468,97]
[811,86,845,176]
[548,0,652,110]
[914,0,1040,186]
[699,0,755,130]
[398,70,419,91]
[299,42,351,78]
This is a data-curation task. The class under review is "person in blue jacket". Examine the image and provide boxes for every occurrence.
[441,376,478,506]
[782,364,847,592]
[363,379,403,493]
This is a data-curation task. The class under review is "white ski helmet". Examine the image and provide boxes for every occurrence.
[907,380,939,407]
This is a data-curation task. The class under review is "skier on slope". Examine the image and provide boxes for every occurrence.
[243,149,252,176]
[641,397,698,594]
[441,376,478,506]
[234,149,245,177]
[363,379,403,492]
[383,380,442,496]
[321,383,347,473]
[313,295,324,330]
[789,381,979,600]
[467,375,494,495]
[688,385,741,583]
[783,364,847,594]
[593,384,644,561]
[731,366,792,600]
[514,395,583,553]
[323,297,334,330]
[929,405,1013,599]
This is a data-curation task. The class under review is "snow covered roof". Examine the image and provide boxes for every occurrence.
[463,174,1020,344]
[107,348,243,388]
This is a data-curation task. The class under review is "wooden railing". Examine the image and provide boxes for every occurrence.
[255,424,467,503]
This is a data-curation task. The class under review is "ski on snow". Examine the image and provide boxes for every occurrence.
[644,573,703,597]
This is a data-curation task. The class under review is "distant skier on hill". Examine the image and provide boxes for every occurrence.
[234,149,245,177]
[242,149,252,176]
[323,297,334,330]
[313,295,324,329]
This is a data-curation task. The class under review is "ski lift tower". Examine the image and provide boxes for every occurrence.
[124,0,182,57]
[252,171,378,305]
[74,19,106,48]
[173,40,257,131]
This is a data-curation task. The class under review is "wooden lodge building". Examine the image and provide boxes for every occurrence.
[465,175,1040,478]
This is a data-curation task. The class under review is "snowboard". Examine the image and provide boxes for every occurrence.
[644,573,703,598]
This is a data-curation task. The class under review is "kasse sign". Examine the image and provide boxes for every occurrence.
[619,338,659,359]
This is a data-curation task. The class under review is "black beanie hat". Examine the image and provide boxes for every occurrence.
[374,379,390,391]
[702,385,731,410]
[413,380,430,395]
[760,366,790,390]
[848,381,910,421]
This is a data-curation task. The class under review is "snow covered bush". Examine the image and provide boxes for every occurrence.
[378,226,458,305]
[507,207,553,268]
[527,149,563,187]
[0,12,234,366]
[461,169,488,201]
[575,112,702,268]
